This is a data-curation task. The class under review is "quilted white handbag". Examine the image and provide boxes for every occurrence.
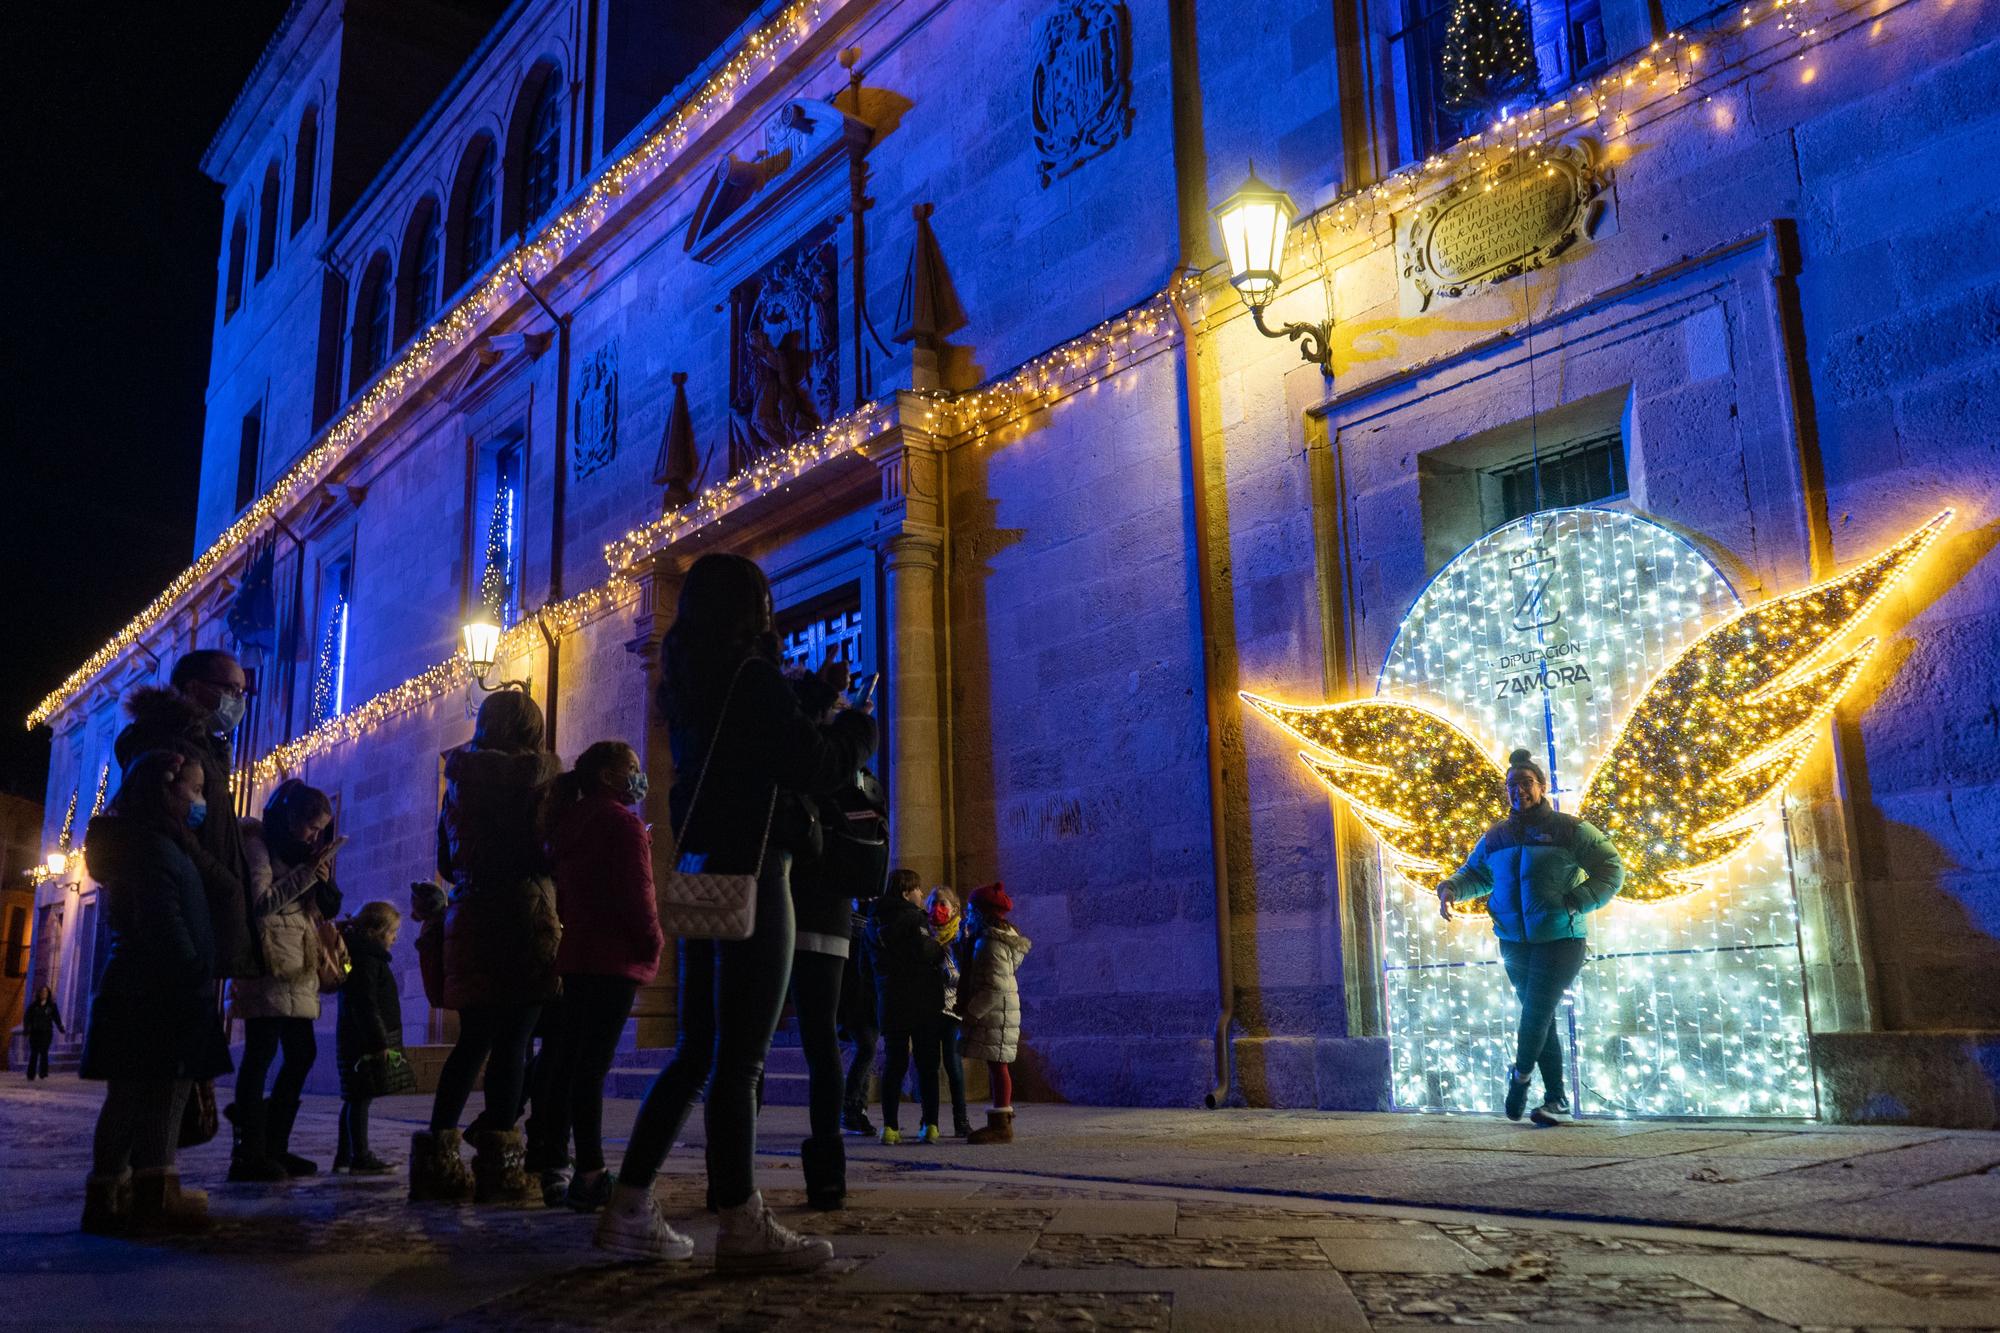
[657,660,775,942]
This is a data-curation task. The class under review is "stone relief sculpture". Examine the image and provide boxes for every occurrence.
[728,229,838,473]
[571,341,619,478]
[1031,0,1133,187]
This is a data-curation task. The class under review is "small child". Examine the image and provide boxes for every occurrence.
[960,883,1032,1145]
[335,901,412,1173]
[866,869,944,1144]
[926,886,973,1138]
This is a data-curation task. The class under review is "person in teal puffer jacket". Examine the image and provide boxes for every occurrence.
[1435,747,1623,1125]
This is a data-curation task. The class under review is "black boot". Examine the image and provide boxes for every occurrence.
[227,1099,288,1183]
[268,1097,318,1177]
[800,1136,846,1211]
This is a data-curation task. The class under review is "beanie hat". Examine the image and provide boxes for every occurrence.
[970,881,1013,917]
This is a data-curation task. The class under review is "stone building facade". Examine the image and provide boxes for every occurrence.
[19,0,2000,1124]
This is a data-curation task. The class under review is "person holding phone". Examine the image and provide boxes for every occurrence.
[226,779,343,1180]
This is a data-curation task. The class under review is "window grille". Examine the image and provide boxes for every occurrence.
[357,259,392,385]
[1487,431,1628,524]
[522,76,562,224]
[291,109,318,234]
[256,160,282,279]
[412,214,441,327]
[235,407,262,513]
[779,607,864,673]
[463,142,497,277]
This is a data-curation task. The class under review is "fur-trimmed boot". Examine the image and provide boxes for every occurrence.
[800,1136,846,1212]
[81,1171,131,1236]
[469,1128,529,1204]
[407,1129,474,1204]
[966,1108,1015,1144]
[129,1168,210,1233]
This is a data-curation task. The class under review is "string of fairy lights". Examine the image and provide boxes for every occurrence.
[28,0,1896,737]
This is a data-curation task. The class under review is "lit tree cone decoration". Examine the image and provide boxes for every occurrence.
[1439,0,1541,119]
[1246,510,1951,912]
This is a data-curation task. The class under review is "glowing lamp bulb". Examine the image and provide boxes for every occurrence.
[462,617,501,675]
[1211,166,1297,310]
[46,851,67,876]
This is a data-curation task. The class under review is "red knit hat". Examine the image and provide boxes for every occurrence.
[970,881,1012,916]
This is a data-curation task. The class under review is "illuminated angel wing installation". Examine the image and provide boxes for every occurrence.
[1238,695,1507,878]
[1578,511,1952,902]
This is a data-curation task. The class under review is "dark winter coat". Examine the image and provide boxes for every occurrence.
[667,657,875,876]
[24,998,63,1042]
[550,793,664,984]
[1439,801,1625,943]
[791,764,889,953]
[335,931,405,1100]
[114,686,259,978]
[436,746,562,1010]
[77,814,233,1083]
[866,893,946,1033]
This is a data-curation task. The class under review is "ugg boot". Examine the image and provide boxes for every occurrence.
[407,1129,474,1204]
[81,1171,131,1236]
[226,1099,287,1183]
[800,1137,846,1212]
[129,1168,210,1233]
[715,1190,833,1272]
[267,1097,317,1177]
[469,1128,529,1204]
[966,1108,1015,1144]
[594,1181,693,1260]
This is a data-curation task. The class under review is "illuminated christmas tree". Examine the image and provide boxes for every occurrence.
[479,479,516,622]
[1438,0,1539,119]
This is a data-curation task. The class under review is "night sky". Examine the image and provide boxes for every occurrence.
[2,4,290,801]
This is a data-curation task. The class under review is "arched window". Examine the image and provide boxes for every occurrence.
[398,197,442,342]
[516,69,563,228]
[351,252,393,392]
[451,136,498,289]
[256,160,282,278]
[291,107,318,234]
[224,211,248,318]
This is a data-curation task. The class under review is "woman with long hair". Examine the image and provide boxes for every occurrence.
[525,739,664,1211]
[596,553,873,1269]
[1435,748,1624,1124]
[226,778,340,1181]
[79,747,233,1234]
[411,688,561,1204]
[24,984,64,1080]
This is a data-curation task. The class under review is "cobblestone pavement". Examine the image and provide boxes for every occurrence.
[1,1082,1996,1331]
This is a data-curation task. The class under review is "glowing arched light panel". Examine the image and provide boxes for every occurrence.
[1246,509,1949,1118]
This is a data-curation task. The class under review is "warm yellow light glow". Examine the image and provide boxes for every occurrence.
[461,617,502,674]
[45,851,67,876]
[1211,168,1297,308]
[1245,510,1953,907]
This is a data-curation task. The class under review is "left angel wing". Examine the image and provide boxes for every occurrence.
[1579,511,1952,902]
[1240,694,1506,877]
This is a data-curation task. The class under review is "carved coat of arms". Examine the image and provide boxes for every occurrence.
[571,342,619,479]
[1031,0,1133,188]
[728,228,838,473]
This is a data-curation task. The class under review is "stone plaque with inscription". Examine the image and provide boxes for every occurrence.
[1397,141,1607,313]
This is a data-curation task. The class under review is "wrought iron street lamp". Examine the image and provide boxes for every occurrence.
[45,851,66,876]
[1211,166,1333,375]
[462,616,529,693]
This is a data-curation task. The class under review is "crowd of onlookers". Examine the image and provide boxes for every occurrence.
[58,551,1029,1274]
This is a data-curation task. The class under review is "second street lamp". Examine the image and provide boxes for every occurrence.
[1211,166,1333,376]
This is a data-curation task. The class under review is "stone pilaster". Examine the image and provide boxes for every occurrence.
[624,557,684,1050]
[872,395,950,887]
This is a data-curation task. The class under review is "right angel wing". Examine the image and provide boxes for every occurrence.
[1240,694,1507,878]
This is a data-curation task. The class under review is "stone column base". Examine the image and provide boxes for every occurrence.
[1811,1031,2000,1128]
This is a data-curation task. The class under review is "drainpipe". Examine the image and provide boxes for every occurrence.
[1166,0,1236,1110]
[523,278,569,751]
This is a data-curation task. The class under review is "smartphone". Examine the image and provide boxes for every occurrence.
[320,834,352,858]
[852,672,880,706]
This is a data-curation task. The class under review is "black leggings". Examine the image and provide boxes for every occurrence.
[238,1016,316,1106]
[526,974,639,1174]
[939,1017,967,1122]
[430,1003,541,1135]
[26,1037,51,1080]
[339,1097,373,1161]
[618,854,794,1209]
[880,1025,940,1131]
[790,949,846,1146]
[1498,937,1586,1102]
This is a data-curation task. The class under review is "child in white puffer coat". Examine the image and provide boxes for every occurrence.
[958,882,1031,1144]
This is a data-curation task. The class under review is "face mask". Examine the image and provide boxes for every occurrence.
[187,799,209,830]
[210,693,246,733]
[625,772,649,805]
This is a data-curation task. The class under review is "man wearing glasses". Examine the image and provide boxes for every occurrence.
[114,649,261,979]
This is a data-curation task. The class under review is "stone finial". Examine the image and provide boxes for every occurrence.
[654,371,700,506]
[894,203,968,393]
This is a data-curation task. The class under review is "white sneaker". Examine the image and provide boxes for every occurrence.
[715,1189,833,1272]
[593,1182,693,1261]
